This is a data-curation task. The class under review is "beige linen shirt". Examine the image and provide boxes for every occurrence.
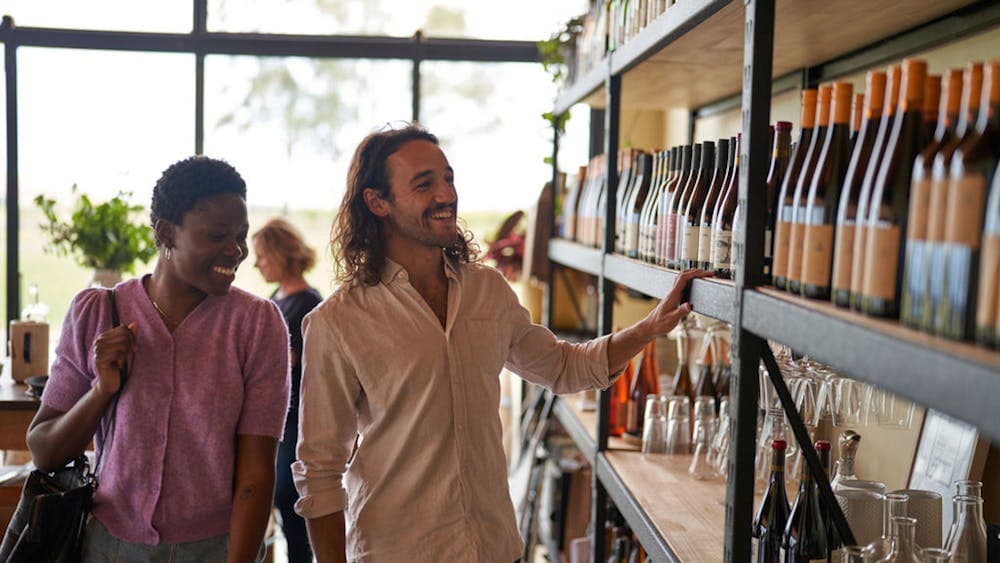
[293,257,614,562]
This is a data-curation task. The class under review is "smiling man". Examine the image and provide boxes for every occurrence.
[292,124,710,562]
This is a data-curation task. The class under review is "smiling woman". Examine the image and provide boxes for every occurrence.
[24,155,291,562]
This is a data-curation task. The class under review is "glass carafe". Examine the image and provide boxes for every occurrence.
[945,480,982,548]
[842,545,875,562]
[876,516,920,563]
[946,495,987,563]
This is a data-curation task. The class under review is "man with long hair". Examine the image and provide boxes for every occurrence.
[293,123,710,562]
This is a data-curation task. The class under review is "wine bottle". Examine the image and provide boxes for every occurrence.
[672,143,702,268]
[829,430,861,492]
[782,441,831,563]
[576,157,594,244]
[862,59,929,318]
[976,166,1000,347]
[666,144,696,268]
[851,92,864,148]
[940,61,1000,340]
[753,439,790,563]
[773,89,819,289]
[670,321,694,400]
[639,150,667,262]
[693,333,715,398]
[713,135,740,278]
[926,63,984,332]
[924,73,942,141]
[624,350,648,441]
[698,138,730,269]
[683,141,716,269]
[616,149,639,254]
[654,147,681,265]
[850,64,902,310]
[832,71,887,307]
[765,123,793,283]
[789,84,833,295]
[802,82,855,300]
[903,70,961,328]
[624,151,653,258]
[610,357,632,437]
[596,153,611,249]
[562,165,587,240]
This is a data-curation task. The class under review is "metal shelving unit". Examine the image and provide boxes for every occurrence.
[543,0,999,560]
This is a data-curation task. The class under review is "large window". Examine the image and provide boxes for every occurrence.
[3,1,191,33]
[208,0,587,40]
[16,47,194,339]
[204,55,412,296]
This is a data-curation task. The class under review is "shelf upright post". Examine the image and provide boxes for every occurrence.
[724,0,775,560]
[592,59,620,563]
[194,0,206,155]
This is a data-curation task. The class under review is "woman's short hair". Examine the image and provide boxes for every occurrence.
[253,218,317,278]
[151,156,247,234]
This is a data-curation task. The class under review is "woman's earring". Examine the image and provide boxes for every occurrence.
[165,247,172,261]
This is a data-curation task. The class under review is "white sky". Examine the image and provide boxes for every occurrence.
[2,0,591,212]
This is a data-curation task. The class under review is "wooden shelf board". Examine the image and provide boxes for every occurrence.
[744,287,1000,441]
[549,239,604,277]
[608,0,978,111]
[601,450,727,562]
[602,254,735,323]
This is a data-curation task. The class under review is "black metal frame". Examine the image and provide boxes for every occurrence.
[543,0,1000,561]
[0,5,539,325]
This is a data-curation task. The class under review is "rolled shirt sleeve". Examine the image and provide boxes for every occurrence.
[292,308,360,519]
[500,279,614,394]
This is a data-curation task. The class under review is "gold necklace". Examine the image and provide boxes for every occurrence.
[150,297,178,326]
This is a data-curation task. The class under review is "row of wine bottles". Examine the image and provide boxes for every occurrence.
[572,0,676,84]
[772,59,1000,348]
[558,56,1000,348]
[604,503,649,563]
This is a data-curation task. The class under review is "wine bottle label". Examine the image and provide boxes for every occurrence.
[805,206,825,225]
[714,230,732,269]
[831,223,855,290]
[682,223,700,261]
[862,222,901,300]
[801,223,835,286]
[850,225,869,294]
[773,220,792,278]
[787,222,805,282]
[976,233,1000,331]
[665,213,679,261]
[927,177,949,242]
[626,219,640,255]
[907,177,932,241]
[764,229,773,259]
[698,226,713,263]
[945,174,987,248]
[943,243,973,329]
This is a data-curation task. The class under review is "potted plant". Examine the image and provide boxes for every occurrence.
[35,185,158,287]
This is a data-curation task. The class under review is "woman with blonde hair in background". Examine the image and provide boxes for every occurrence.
[252,218,323,563]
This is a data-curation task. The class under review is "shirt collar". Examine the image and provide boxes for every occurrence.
[381,251,460,285]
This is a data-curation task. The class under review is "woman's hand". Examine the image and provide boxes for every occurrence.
[642,269,714,336]
[93,322,137,397]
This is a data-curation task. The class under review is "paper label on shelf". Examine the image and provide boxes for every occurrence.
[945,174,987,248]
[832,223,855,290]
[977,234,1000,330]
[773,220,792,278]
[787,222,805,283]
[862,222,901,300]
[698,226,713,263]
[713,230,732,270]
[801,223,835,286]
[907,177,932,241]
[682,223,700,262]
[850,224,869,294]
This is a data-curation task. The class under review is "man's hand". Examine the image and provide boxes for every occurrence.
[642,269,714,336]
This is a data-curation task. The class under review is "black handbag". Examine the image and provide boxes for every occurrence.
[0,289,126,563]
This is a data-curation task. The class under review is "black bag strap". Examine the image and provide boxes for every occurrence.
[94,288,126,478]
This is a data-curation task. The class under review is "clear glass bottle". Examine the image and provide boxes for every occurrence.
[946,495,987,563]
[876,517,920,563]
[841,545,875,562]
[945,480,982,550]
[869,493,909,560]
[919,548,950,562]
[831,430,861,492]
